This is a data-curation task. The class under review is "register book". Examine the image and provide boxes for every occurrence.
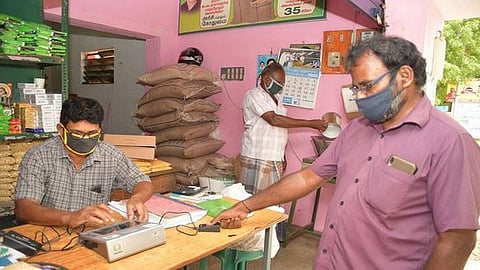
[109,193,207,228]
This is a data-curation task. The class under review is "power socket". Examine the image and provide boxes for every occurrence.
[220,67,244,81]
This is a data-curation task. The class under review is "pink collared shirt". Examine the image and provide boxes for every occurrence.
[310,96,480,270]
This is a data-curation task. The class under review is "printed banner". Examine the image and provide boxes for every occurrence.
[179,0,326,34]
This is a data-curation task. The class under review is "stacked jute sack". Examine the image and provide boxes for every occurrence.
[135,63,235,185]
[0,139,45,216]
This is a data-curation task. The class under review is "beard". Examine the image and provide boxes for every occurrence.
[374,86,406,124]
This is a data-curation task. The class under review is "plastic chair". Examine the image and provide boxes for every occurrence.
[199,248,264,270]
[233,250,264,270]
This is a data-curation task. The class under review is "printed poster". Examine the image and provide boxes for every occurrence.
[179,0,326,34]
[257,54,278,79]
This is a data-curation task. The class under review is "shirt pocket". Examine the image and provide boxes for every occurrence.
[87,187,109,205]
[364,161,416,215]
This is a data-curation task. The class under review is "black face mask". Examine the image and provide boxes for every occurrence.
[61,125,101,156]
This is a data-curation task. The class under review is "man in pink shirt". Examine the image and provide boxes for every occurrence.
[211,35,480,270]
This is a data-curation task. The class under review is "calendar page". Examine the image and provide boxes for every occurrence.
[278,48,321,109]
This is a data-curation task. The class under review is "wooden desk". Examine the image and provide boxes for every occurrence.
[8,207,287,270]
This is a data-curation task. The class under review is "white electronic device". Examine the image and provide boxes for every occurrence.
[79,220,166,262]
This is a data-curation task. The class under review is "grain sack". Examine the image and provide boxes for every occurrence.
[207,154,235,171]
[155,137,225,158]
[0,177,16,184]
[0,157,15,165]
[9,140,42,152]
[153,122,218,143]
[137,79,222,105]
[201,164,236,179]
[135,98,221,118]
[0,190,13,197]
[0,165,13,171]
[137,111,218,133]
[0,144,10,152]
[0,151,12,158]
[175,172,199,186]
[156,153,224,175]
[137,63,219,86]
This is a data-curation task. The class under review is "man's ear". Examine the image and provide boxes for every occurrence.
[398,65,414,88]
[260,75,270,89]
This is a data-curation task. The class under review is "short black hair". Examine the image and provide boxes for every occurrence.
[60,96,104,126]
[346,35,427,87]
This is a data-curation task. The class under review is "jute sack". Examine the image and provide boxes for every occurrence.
[135,98,221,118]
[156,153,224,175]
[137,79,222,105]
[175,172,199,186]
[137,111,218,133]
[137,63,219,86]
[153,122,218,143]
[155,136,225,159]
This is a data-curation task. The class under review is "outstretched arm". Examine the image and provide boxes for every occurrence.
[261,111,328,133]
[210,167,327,228]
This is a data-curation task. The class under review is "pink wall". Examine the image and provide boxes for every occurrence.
[44,0,446,232]
[172,1,376,230]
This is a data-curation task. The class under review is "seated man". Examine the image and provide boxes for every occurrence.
[15,96,152,227]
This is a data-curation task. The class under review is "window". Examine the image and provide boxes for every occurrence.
[81,48,114,84]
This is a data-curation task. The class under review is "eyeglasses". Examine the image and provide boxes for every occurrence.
[61,124,102,139]
[350,68,397,95]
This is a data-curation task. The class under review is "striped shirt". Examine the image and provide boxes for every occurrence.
[15,136,150,211]
[241,87,288,161]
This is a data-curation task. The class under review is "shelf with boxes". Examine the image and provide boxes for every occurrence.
[0,53,63,67]
[0,0,70,138]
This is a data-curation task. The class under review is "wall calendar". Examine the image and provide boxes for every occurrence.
[278,47,321,109]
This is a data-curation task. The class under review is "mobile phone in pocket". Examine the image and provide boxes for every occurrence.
[387,155,417,175]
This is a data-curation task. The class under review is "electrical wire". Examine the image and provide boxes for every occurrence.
[219,80,243,111]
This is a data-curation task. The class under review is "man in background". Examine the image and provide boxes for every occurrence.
[214,35,480,270]
[15,97,152,228]
[240,62,327,194]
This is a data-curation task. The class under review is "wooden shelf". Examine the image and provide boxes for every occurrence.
[0,53,63,66]
[0,132,57,141]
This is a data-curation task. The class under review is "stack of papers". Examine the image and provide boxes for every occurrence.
[109,193,207,228]
[0,244,26,267]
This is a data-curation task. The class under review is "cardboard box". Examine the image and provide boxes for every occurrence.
[103,134,156,147]
[115,145,156,160]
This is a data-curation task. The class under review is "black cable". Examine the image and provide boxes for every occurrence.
[159,211,198,236]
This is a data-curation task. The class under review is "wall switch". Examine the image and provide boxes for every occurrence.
[220,67,244,81]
